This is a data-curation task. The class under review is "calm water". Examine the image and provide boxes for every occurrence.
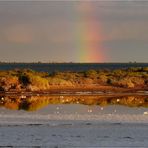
[0,95,148,147]
[1,95,148,114]
[1,95,148,147]
[0,63,148,73]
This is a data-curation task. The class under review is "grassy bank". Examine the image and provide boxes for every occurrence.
[0,67,148,92]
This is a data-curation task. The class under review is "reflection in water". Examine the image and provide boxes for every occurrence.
[0,95,148,111]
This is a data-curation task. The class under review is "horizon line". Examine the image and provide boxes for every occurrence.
[0,61,148,64]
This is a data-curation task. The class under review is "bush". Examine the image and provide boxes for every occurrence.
[84,70,98,78]
[116,77,135,88]
[48,77,73,86]
[112,69,126,77]
[98,74,108,83]
[19,74,30,86]
[142,67,148,72]
[28,75,49,90]
[0,76,20,91]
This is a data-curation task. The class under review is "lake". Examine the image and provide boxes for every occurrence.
[0,63,148,73]
[0,94,148,147]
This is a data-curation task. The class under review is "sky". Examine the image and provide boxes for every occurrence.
[0,1,148,63]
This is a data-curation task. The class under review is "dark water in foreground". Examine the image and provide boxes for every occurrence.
[0,63,148,73]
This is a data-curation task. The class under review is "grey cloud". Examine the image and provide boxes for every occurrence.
[0,1,148,62]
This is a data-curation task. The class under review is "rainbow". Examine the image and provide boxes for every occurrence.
[75,2,106,63]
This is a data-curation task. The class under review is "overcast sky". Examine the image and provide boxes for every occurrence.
[0,1,148,62]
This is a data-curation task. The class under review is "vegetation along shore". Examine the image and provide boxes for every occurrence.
[0,67,148,93]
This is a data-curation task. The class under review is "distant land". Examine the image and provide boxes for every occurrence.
[0,61,147,64]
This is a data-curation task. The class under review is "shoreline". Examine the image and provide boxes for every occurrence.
[0,86,148,96]
[0,90,148,97]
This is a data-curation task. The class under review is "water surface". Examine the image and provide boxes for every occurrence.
[0,63,148,73]
[1,95,148,147]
